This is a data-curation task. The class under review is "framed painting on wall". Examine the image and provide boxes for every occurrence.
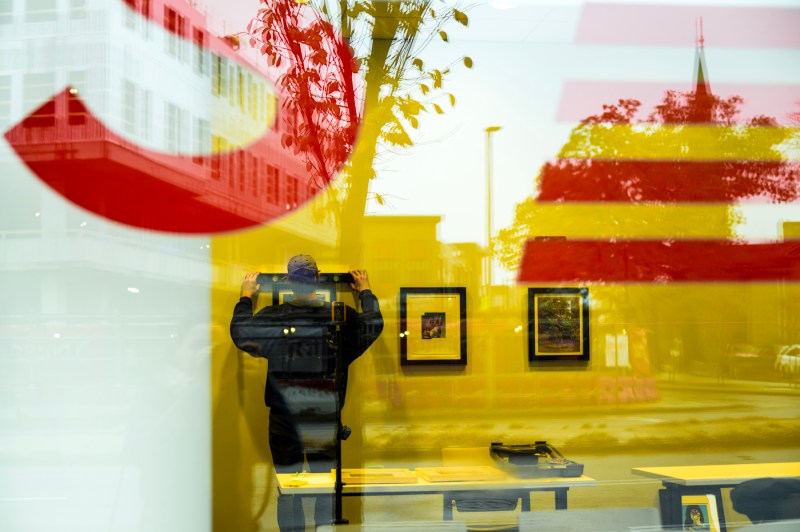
[528,287,589,362]
[399,287,467,366]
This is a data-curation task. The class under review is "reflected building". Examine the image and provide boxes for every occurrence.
[0,1,328,529]
[1,0,317,234]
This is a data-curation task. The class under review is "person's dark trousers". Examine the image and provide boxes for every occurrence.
[270,410,336,531]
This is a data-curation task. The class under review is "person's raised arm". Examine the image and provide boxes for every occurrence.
[241,271,260,299]
[348,270,383,356]
[230,272,261,356]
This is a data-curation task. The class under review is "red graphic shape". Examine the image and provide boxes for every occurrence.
[4,1,361,234]
[518,239,800,283]
[576,4,800,48]
[537,159,799,203]
[557,81,800,126]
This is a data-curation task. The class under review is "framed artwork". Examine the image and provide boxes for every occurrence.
[680,494,720,532]
[274,284,336,305]
[253,274,337,309]
[399,287,467,366]
[528,287,589,362]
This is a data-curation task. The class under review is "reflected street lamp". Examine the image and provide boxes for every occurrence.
[485,126,501,287]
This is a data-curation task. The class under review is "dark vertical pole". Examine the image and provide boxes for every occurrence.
[332,301,348,524]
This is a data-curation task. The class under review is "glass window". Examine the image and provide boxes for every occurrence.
[211,135,222,180]
[164,7,185,59]
[22,72,55,127]
[26,0,56,22]
[67,71,86,125]
[193,28,206,76]
[122,79,136,134]
[193,118,210,165]
[69,0,86,20]
[0,75,10,123]
[0,0,13,24]
[286,175,299,208]
[164,102,186,153]
[266,165,279,204]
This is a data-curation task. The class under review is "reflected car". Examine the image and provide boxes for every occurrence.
[775,345,800,380]
[725,344,773,380]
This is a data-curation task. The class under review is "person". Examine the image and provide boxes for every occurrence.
[730,477,800,531]
[683,505,710,530]
[230,255,384,531]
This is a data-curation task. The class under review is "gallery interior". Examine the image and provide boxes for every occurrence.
[1,0,798,531]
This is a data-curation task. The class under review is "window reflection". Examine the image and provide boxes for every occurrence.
[1,1,798,531]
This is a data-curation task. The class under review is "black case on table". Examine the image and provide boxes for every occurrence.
[490,441,584,478]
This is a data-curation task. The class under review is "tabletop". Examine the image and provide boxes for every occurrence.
[277,467,596,495]
[631,462,800,486]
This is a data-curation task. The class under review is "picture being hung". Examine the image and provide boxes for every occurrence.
[399,287,467,366]
[528,287,589,362]
[253,273,338,309]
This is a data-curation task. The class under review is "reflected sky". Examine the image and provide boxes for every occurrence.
[202,0,800,248]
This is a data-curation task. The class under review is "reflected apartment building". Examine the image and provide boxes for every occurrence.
[0,1,321,529]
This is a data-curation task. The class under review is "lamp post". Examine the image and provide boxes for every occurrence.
[485,126,501,287]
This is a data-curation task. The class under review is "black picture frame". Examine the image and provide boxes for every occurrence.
[399,287,467,366]
[272,283,337,305]
[528,287,589,362]
[253,273,337,309]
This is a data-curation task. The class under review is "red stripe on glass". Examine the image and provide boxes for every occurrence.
[575,4,800,48]
[557,81,800,126]
[518,239,800,283]
[4,89,326,233]
[536,159,799,203]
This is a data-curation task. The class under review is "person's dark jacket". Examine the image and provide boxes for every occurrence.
[230,290,383,411]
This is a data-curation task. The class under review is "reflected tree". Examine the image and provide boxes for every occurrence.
[247,0,472,252]
[495,90,799,270]
[495,88,799,374]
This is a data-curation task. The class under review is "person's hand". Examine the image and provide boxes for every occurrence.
[241,272,260,299]
[349,270,370,293]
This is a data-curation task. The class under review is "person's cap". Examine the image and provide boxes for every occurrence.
[287,255,319,281]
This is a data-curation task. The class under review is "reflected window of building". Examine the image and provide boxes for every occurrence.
[141,88,151,139]
[69,0,86,20]
[248,77,257,119]
[237,152,245,192]
[141,0,151,37]
[193,118,210,165]
[266,165,279,204]
[22,72,55,127]
[255,157,265,195]
[164,6,186,60]
[228,65,236,106]
[0,75,10,123]
[26,0,56,22]
[287,175,299,208]
[123,79,136,135]
[123,0,136,29]
[238,70,245,111]
[212,57,228,98]
[165,102,187,153]
[248,154,257,195]
[193,28,207,76]
[123,78,151,138]
[124,0,152,36]
[68,71,87,125]
[211,135,223,179]
[0,0,13,24]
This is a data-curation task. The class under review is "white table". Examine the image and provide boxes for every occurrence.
[632,462,800,532]
[277,468,596,520]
